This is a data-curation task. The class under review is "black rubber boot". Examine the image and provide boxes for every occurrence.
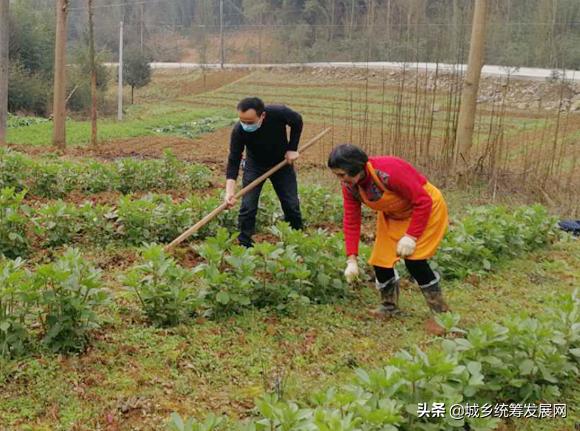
[369,272,402,318]
[419,272,450,313]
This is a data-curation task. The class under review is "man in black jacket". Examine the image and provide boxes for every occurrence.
[224,97,304,247]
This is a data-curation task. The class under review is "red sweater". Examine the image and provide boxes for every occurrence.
[342,156,433,256]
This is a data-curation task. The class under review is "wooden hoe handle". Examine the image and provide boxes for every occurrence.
[164,127,331,251]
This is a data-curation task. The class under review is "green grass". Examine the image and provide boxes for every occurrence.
[6,105,233,147]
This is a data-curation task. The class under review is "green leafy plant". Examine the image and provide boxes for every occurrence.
[0,258,35,358]
[194,229,254,316]
[152,118,229,138]
[0,187,30,258]
[116,194,194,245]
[0,148,211,198]
[6,113,50,128]
[78,161,119,194]
[35,249,109,353]
[270,223,352,303]
[123,245,201,326]
[434,205,559,280]
[168,413,224,431]
[434,312,465,336]
[35,201,83,247]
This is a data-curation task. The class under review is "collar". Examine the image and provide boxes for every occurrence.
[356,165,372,188]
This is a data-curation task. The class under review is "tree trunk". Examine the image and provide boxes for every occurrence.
[219,0,224,68]
[52,0,69,150]
[117,20,123,121]
[131,85,134,104]
[329,0,335,42]
[349,0,355,40]
[367,0,374,60]
[452,0,459,61]
[454,0,488,172]
[88,0,98,148]
[0,0,9,146]
[140,3,144,53]
[385,0,391,58]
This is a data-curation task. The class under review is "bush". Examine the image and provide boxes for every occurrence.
[8,1,55,77]
[7,62,50,115]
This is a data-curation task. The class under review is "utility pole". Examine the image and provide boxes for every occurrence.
[117,20,123,121]
[0,0,9,145]
[140,4,144,53]
[52,0,69,150]
[88,0,97,148]
[219,0,224,68]
[349,0,355,40]
[454,0,488,171]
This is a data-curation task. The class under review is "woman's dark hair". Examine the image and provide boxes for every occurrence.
[327,144,368,176]
[237,97,265,115]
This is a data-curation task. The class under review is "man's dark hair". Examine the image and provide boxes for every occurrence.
[327,144,369,176]
[237,97,265,115]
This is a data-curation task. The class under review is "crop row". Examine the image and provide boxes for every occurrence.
[0,185,343,258]
[0,204,559,358]
[0,148,212,198]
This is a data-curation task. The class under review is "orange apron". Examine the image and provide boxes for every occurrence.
[358,162,448,268]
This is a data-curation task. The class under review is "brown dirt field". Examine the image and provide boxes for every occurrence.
[92,134,232,165]
[138,69,251,103]
[9,134,231,167]
[7,124,335,175]
[170,70,251,97]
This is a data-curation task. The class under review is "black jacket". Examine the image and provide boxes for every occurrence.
[226,105,303,180]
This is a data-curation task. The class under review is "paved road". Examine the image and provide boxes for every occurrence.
[123,61,580,82]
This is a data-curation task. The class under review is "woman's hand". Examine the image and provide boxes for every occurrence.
[396,235,417,258]
[344,255,360,283]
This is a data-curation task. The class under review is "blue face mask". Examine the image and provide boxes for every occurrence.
[241,122,260,133]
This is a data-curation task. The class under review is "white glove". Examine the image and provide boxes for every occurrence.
[396,235,417,258]
[344,259,360,283]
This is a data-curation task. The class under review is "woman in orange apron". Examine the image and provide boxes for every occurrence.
[328,144,449,319]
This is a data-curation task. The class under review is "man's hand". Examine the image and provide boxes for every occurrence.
[396,235,417,258]
[344,255,360,284]
[224,179,237,208]
[285,150,300,165]
[224,192,237,208]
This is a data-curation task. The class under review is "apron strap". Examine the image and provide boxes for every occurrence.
[361,161,389,194]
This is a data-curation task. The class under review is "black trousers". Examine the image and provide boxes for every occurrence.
[374,260,436,286]
[238,161,303,247]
